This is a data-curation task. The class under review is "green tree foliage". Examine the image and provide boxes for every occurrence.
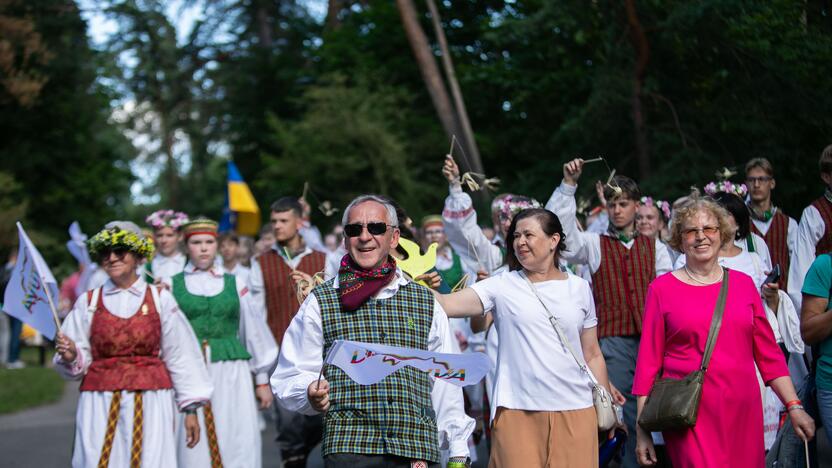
[258,75,428,228]
[0,0,133,269]
[6,0,832,274]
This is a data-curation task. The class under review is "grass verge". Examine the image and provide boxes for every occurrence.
[0,346,64,414]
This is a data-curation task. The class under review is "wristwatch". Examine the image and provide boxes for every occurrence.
[447,456,471,468]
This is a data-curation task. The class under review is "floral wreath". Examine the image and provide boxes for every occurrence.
[493,195,542,220]
[704,180,748,197]
[88,227,155,259]
[145,209,189,230]
[639,196,672,221]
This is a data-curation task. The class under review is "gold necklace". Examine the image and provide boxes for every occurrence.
[684,265,724,285]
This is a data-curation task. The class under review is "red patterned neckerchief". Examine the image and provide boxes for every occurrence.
[337,254,397,311]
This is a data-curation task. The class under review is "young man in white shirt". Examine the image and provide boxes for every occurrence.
[789,144,832,310]
[550,158,672,468]
[745,158,797,292]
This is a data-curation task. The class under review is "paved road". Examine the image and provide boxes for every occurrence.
[0,382,825,467]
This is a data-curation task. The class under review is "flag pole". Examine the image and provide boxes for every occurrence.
[42,282,62,332]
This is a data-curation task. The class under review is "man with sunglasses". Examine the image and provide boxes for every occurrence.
[744,158,797,293]
[249,196,327,468]
[273,194,473,468]
[550,158,673,468]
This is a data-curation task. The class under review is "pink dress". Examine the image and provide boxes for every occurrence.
[632,270,789,467]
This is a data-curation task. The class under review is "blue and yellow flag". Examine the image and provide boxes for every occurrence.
[219,161,261,236]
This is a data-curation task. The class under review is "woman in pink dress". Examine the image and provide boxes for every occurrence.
[633,195,814,467]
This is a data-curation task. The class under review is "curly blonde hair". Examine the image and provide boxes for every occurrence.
[668,193,734,251]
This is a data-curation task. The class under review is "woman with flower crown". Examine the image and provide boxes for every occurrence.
[637,196,678,263]
[172,218,278,468]
[145,209,190,284]
[53,221,213,468]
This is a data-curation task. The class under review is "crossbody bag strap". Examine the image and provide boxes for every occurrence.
[520,271,599,386]
[700,267,729,372]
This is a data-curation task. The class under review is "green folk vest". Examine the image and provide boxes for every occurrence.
[172,272,251,362]
[315,279,439,462]
[437,249,464,289]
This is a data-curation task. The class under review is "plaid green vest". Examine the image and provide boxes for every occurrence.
[315,278,439,462]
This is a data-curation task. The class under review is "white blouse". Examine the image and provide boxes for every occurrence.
[470,270,598,420]
[179,262,278,385]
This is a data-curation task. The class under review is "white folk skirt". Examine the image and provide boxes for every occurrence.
[176,359,261,468]
[72,388,178,468]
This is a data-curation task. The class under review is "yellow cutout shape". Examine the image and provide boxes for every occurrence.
[396,238,438,287]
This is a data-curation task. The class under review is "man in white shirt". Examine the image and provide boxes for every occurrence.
[272,194,473,468]
[551,158,672,468]
[249,197,327,468]
[744,158,797,292]
[789,144,832,310]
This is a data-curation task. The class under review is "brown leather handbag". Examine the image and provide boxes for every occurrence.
[637,268,729,432]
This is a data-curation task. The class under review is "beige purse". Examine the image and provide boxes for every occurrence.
[521,272,620,431]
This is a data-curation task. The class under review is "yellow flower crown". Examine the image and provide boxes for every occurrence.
[88,227,155,259]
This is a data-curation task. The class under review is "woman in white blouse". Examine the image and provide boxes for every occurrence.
[436,208,614,467]
[54,221,213,468]
[171,218,278,468]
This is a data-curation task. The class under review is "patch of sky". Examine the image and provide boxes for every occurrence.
[81,0,326,206]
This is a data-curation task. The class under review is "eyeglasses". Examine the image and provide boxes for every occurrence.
[343,222,395,238]
[745,176,773,185]
[98,247,130,263]
[681,226,719,240]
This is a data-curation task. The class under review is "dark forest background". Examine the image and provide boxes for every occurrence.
[1,0,831,274]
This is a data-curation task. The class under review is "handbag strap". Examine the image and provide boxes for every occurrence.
[700,267,729,372]
[519,271,600,386]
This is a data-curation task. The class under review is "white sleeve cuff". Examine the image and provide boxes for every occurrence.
[558,180,577,195]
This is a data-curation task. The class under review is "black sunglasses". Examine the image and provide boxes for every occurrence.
[98,247,130,263]
[343,222,395,237]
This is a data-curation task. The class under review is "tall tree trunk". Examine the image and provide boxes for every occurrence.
[326,0,343,30]
[625,0,650,179]
[395,0,472,171]
[255,0,272,48]
[424,0,483,175]
[163,128,178,207]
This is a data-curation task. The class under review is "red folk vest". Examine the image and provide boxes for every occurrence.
[259,249,327,345]
[812,197,832,256]
[750,210,791,290]
[80,287,173,392]
[591,235,656,338]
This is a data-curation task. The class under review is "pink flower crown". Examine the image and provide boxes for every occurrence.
[704,181,747,197]
[494,195,542,220]
[145,209,189,230]
[639,196,671,220]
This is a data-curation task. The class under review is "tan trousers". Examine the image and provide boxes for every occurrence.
[489,407,598,468]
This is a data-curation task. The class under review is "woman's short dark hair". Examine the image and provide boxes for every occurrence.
[505,208,567,271]
[711,191,750,240]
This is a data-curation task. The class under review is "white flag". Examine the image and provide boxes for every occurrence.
[3,222,59,339]
[324,339,490,387]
